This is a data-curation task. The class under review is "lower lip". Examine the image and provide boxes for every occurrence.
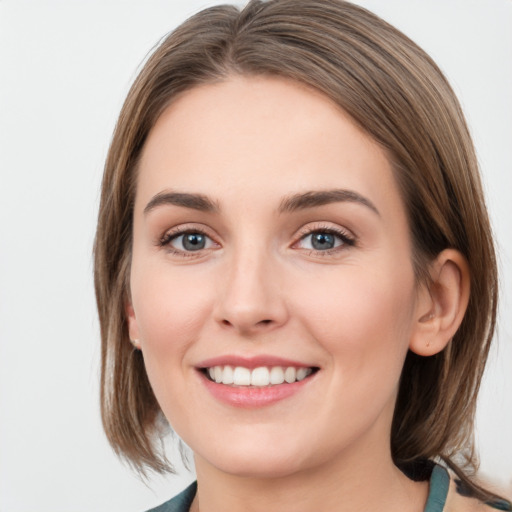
[199,372,316,408]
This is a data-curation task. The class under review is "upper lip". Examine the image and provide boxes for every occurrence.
[196,355,316,370]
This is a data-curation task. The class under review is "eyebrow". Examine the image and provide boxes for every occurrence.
[278,189,380,215]
[144,191,219,214]
[143,188,379,216]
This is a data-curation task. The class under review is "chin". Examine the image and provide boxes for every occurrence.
[205,450,309,479]
[191,429,321,479]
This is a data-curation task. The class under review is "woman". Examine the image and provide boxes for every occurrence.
[94,1,511,510]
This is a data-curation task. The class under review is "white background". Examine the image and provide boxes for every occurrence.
[0,1,511,511]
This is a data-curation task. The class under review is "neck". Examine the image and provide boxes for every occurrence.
[192,441,428,512]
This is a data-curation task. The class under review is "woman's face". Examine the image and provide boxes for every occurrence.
[128,76,424,478]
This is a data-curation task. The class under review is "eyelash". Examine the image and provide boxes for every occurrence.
[158,226,218,258]
[158,224,356,258]
[294,224,356,256]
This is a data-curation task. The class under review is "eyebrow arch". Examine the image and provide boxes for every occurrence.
[278,189,380,216]
[144,191,219,214]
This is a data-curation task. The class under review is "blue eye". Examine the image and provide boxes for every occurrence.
[297,229,353,252]
[166,231,215,252]
[310,232,337,250]
[182,233,205,251]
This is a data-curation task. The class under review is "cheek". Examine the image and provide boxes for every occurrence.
[290,261,416,374]
[129,264,217,425]
[130,263,213,359]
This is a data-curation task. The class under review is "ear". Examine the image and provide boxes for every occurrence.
[125,301,141,349]
[409,249,470,357]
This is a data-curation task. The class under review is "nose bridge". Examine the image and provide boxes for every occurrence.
[216,238,287,333]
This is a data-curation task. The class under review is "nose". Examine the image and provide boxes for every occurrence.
[214,247,289,336]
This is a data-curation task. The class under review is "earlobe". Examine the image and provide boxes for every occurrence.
[409,249,470,357]
[126,302,141,349]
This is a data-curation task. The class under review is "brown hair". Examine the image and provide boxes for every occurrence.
[94,0,499,498]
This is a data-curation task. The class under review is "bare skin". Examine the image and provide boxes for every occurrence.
[127,76,469,512]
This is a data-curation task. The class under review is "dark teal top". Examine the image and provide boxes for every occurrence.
[146,465,511,512]
[424,464,450,511]
[147,481,197,512]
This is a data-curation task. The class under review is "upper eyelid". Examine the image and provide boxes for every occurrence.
[294,222,355,239]
[157,232,217,260]
[159,223,216,242]
[292,223,357,252]
[162,229,212,244]
[158,226,219,258]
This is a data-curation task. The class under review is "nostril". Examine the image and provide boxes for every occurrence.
[220,318,273,329]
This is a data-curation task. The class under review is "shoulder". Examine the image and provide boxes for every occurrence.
[425,464,511,512]
[444,473,511,512]
[145,482,197,512]
[143,469,512,512]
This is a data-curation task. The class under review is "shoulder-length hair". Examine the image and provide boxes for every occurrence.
[94,0,498,498]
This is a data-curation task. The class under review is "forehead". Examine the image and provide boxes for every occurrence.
[136,75,403,219]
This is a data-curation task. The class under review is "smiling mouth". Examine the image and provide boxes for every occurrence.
[201,365,319,387]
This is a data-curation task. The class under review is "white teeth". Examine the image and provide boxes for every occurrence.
[251,367,270,386]
[269,366,285,384]
[233,367,251,386]
[284,367,296,383]
[205,365,313,387]
[214,366,223,383]
[296,367,309,381]
[221,365,234,385]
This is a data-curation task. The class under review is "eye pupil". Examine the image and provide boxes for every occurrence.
[183,233,206,251]
[311,232,335,250]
